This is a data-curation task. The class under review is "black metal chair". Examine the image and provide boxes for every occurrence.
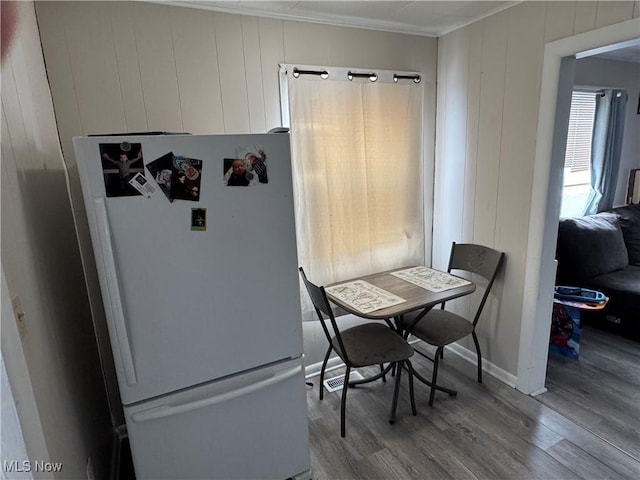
[299,267,417,437]
[402,243,505,406]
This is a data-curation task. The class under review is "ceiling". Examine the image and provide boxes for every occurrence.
[167,1,519,37]
[592,43,640,63]
[161,1,639,56]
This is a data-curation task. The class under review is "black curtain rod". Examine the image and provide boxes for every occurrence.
[348,71,378,82]
[394,74,421,84]
[291,67,421,84]
[292,68,329,79]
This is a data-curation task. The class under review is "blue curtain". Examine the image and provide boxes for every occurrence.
[583,89,628,215]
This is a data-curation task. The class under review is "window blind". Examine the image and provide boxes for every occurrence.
[564,91,596,175]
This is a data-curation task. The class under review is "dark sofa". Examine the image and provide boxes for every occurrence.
[556,204,640,334]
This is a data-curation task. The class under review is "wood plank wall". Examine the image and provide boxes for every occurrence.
[36,0,638,381]
[1,2,113,475]
[35,1,437,368]
[434,1,639,376]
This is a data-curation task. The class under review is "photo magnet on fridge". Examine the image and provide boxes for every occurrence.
[240,146,268,184]
[146,152,175,202]
[171,156,203,201]
[128,172,156,197]
[223,158,254,186]
[223,146,267,186]
[147,153,203,201]
[99,142,144,197]
[191,208,207,231]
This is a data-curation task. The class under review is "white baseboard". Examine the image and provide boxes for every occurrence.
[305,356,345,379]
[304,342,518,389]
[444,343,518,388]
[529,387,548,396]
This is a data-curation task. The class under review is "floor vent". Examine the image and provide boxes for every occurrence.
[323,371,365,392]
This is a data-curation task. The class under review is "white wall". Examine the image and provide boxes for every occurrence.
[434,1,639,378]
[574,56,640,207]
[1,2,113,478]
[35,1,438,368]
[33,0,636,392]
[2,267,43,480]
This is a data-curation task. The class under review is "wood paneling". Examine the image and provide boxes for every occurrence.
[38,1,436,140]
[595,1,637,28]
[282,20,332,66]
[132,3,183,132]
[109,2,149,132]
[463,21,483,253]
[433,29,468,271]
[64,2,127,134]
[544,1,576,42]
[494,1,546,370]
[433,27,472,320]
[35,2,83,160]
[2,3,113,475]
[241,15,267,134]
[36,1,437,369]
[37,0,636,381]
[171,7,224,134]
[434,1,637,375]
[213,12,251,133]
[473,10,508,249]
[258,17,285,131]
[573,1,598,34]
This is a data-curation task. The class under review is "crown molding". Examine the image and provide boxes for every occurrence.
[145,1,520,38]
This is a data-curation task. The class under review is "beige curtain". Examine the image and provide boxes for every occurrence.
[286,72,424,320]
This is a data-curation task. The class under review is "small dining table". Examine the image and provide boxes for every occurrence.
[325,265,476,395]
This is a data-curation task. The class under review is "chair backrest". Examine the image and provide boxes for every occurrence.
[446,242,505,327]
[298,268,351,364]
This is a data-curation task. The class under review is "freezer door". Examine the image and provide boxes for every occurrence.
[124,358,310,480]
[73,134,303,404]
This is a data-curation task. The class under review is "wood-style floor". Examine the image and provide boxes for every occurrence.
[306,338,640,479]
[538,324,640,461]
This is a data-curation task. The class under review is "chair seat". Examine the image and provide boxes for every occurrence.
[404,309,474,347]
[332,323,414,367]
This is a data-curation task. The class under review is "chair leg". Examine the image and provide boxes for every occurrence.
[319,345,331,400]
[389,362,403,424]
[439,348,444,360]
[472,331,482,384]
[340,366,351,437]
[380,363,386,383]
[406,361,417,416]
[429,347,443,406]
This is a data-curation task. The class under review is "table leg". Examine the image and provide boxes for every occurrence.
[410,366,457,397]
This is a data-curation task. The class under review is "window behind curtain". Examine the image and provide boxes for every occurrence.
[560,90,596,218]
[281,66,425,320]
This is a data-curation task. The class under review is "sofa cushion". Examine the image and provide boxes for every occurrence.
[587,265,640,310]
[557,213,629,280]
[611,204,640,266]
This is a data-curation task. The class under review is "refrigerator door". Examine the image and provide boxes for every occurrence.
[124,357,310,480]
[74,134,303,404]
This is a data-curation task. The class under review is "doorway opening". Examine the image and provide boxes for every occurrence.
[538,38,640,460]
[517,18,639,397]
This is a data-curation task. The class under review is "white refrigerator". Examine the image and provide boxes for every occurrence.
[73,133,311,479]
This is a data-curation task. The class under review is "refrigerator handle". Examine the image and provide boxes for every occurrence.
[94,199,137,385]
[131,364,302,423]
